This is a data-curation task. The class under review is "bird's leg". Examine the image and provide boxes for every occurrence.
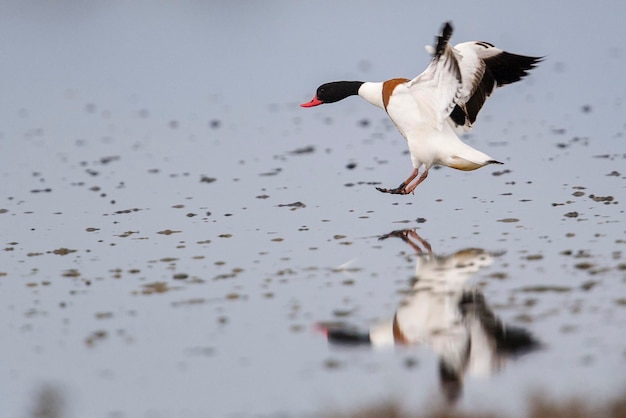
[378,229,411,242]
[406,230,433,256]
[376,168,419,195]
[378,229,432,255]
[404,169,429,194]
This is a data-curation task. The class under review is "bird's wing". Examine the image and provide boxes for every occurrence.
[449,41,543,131]
[406,22,463,129]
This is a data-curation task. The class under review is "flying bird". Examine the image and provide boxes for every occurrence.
[301,22,541,195]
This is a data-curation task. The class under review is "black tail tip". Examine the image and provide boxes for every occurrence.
[442,21,453,36]
[488,160,504,165]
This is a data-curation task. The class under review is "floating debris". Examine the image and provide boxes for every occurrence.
[157,229,181,235]
[136,282,175,295]
[288,145,315,155]
[116,231,138,238]
[99,156,120,165]
[259,168,282,176]
[332,309,355,318]
[589,195,614,203]
[110,208,142,215]
[85,330,108,347]
[580,281,598,291]
[525,254,544,261]
[323,358,341,370]
[51,248,77,256]
[574,262,595,270]
[171,298,207,307]
[489,272,508,280]
[517,286,572,293]
[277,201,306,210]
[200,176,216,183]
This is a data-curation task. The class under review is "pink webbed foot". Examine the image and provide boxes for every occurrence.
[376,183,409,195]
[376,168,428,195]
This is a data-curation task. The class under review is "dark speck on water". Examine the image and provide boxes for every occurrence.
[517,286,573,293]
[99,156,120,165]
[51,248,77,256]
[497,218,519,223]
[277,202,306,210]
[157,229,181,235]
[289,146,315,155]
[259,168,282,176]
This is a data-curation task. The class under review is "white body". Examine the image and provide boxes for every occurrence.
[357,40,510,173]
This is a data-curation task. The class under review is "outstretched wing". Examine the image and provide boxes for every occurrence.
[406,22,463,129]
[449,41,543,131]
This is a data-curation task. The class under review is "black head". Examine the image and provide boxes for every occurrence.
[301,81,364,107]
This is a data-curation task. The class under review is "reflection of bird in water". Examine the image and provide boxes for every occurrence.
[318,229,540,405]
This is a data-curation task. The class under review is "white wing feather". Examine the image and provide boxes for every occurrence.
[406,42,462,129]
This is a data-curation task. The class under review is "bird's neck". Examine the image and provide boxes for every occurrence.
[357,82,385,109]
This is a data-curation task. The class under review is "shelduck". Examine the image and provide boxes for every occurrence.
[301,22,541,195]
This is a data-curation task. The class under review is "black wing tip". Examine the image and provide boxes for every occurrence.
[486,52,544,86]
[518,54,545,69]
[434,21,454,58]
[442,21,454,38]
[530,55,545,67]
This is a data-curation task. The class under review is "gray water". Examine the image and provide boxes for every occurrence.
[1,1,625,417]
